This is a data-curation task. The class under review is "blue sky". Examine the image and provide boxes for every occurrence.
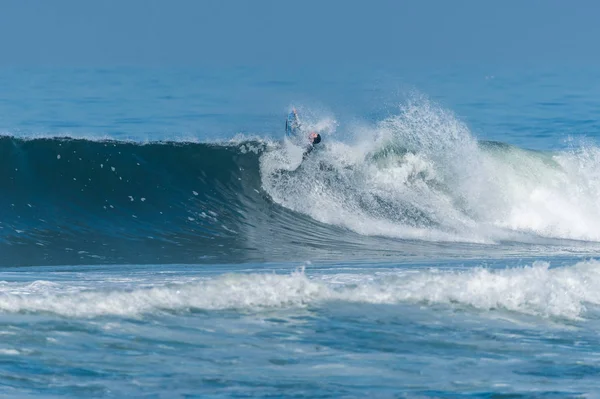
[0,0,597,66]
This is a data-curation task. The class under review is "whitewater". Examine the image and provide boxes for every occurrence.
[2,66,600,398]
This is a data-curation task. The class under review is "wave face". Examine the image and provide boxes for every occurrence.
[1,136,399,266]
[4,100,600,266]
[0,137,267,265]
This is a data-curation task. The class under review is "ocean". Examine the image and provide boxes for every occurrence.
[2,65,600,398]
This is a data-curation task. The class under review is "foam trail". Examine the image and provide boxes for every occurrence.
[2,260,600,319]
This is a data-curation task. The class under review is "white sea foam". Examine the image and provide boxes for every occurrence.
[0,349,20,355]
[260,98,600,244]
[1,260,599,320]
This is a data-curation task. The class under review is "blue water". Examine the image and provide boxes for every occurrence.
[2,66,600,398]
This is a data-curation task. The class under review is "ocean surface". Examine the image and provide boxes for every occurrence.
[2,65,600,398]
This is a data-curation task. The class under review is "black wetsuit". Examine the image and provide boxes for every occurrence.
[302,134,321,159]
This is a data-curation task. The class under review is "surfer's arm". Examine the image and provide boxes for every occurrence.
[302,144,314,160]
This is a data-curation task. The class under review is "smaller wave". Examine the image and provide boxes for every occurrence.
[1,260,599,320]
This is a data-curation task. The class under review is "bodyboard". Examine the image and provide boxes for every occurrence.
[285,111,302,139]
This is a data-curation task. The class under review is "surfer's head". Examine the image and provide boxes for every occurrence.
[309,132,321,145]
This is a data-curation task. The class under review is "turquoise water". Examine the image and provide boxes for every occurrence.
[2,66,600,397]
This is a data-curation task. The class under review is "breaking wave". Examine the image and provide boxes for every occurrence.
[3,99,600,265]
